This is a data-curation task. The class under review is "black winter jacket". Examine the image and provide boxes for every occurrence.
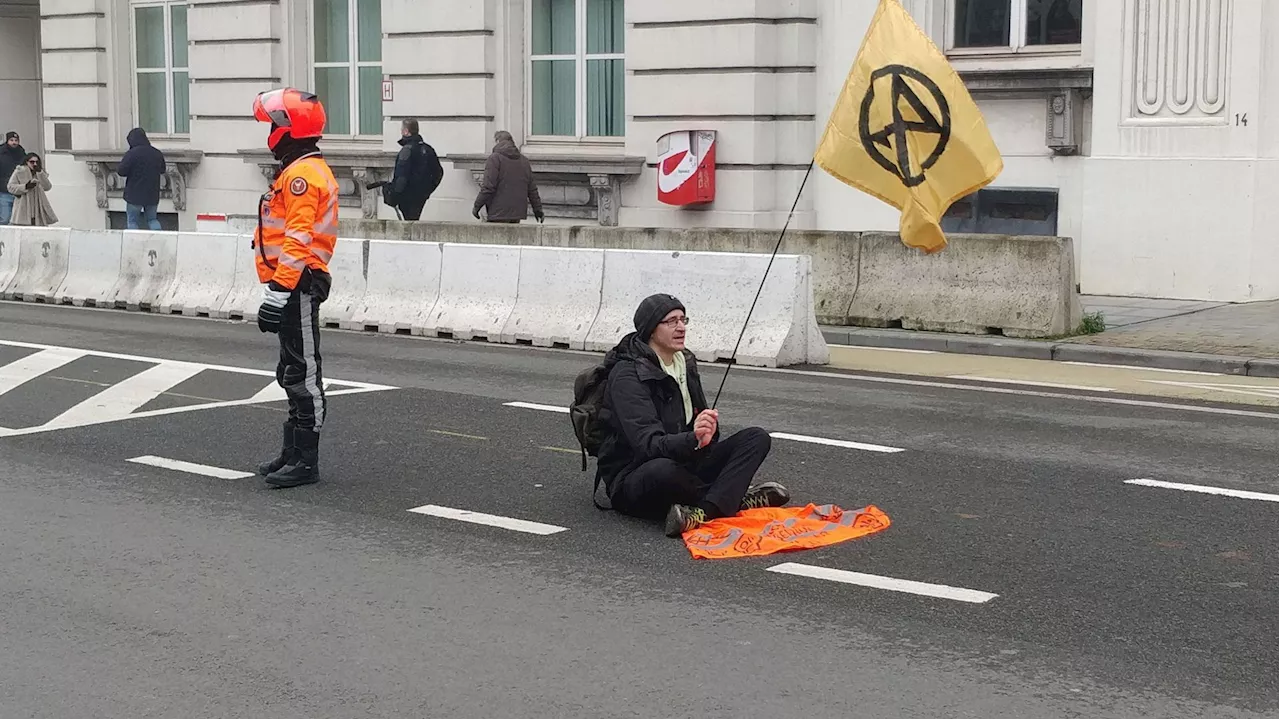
[117,128,166,206]
[0,144,25,195]
[594,334,718,499]
[390,134,443,207]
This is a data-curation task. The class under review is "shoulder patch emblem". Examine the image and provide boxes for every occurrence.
[289,177,309,196]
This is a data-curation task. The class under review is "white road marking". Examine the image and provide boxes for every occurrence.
[948,375,1115,392]
[45,362,205,429]
[407,504,568,535]
[1061,361,1223,376]
[506,402,905,453]
[1141,380,1280,399]
[770,432,904,453]
[841,346,937,355]
[767,563,998,604]
[128,455,254,480]
[1124,478,1280,503]
[0,340,398,437]
[0,339,395,391]
[731,365,1277,420]
[0,347,87,398]
[504,401,568,414]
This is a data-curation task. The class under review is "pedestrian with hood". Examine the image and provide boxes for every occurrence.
[386,118,443,221]
[591,294,789,537]
[6,152,57,227]
[471,130,544,224]
[0,131,26,225]
[117,127,167,230]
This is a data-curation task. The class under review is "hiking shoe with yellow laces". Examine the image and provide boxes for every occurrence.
[664,504,707,537]
[739,482,791,511]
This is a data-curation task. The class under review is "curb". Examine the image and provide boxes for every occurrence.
[821,327,1279,378]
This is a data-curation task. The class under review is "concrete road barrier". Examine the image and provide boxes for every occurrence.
[158,233,240,317]
[848,233,1082,338]
[213,237,263,320]
[2,226,70,302]
[105,231,179,311]
[53,229,123,307]
[323,219,1084,338]
[347,240,442,333]
[585,249,828,367]
[420,243,520,341]
[500,246,604,350]
[319,238,367,328]
[0,229,23,296]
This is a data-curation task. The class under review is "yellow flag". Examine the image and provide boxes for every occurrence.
[815,0,1002,253]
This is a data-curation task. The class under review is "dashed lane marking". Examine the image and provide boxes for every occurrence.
[407,504,569,535]
[506,400,906,454]
[540,446,580,455]
[947,375,1115,392]
[504,401,567,413]
[1124,478,1280,503]
[427,429,489,441]
[768,432,904,453]
[766,563,999,604]
[128,455,254,480]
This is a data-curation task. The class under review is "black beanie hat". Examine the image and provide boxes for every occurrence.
[634,293,686,342]
[5,132,17,142]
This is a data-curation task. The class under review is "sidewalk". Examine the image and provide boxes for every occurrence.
[821,296,1278,377]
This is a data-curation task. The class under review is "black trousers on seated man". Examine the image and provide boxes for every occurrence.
[610,427,772,520]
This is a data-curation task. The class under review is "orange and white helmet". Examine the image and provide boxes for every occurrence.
[252,88,327,150]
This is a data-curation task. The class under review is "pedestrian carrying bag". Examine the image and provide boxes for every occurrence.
[570,360,614,510]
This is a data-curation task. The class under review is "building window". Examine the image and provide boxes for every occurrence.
[313,0,382,137]
[952,0,1082,51]
[529,0,625,139]
[133,1,189,135]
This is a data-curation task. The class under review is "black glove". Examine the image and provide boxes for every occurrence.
[472,207,482,220]
[25,180,37,190]
[535,211,545,224]
[257,283,291,333]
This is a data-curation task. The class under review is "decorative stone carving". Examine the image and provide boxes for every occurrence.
[1127,0,1230,123]
[86,161,108,209]
[958,69,1092,154]
[238,149,396,220]
[450,153,643,226]
[75,150,202,211]
[1045,89,1084,155]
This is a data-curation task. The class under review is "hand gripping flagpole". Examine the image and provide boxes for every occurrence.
[711,159,816,409]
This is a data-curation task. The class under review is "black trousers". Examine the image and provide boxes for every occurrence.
[276,275,328,431]
[611,427,772,520]
[398,197,426,221]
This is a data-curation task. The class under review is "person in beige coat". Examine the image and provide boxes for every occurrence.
[6,153,57,226]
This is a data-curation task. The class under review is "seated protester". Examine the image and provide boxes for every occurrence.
[596,294,790,537]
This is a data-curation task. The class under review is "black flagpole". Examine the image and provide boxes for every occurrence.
[711,159,817,409]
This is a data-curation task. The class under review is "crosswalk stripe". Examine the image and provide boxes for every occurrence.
[0,348,86,398]
[41,362,206,430]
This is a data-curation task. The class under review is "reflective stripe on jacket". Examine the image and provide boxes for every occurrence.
[254,154,339,289]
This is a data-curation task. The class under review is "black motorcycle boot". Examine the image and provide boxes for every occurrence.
[257,421,296,476]
[265,428,320,488]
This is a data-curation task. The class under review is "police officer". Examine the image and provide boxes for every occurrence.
[251,88,340,488]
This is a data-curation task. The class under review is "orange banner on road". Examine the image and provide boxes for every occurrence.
[682,504,891,560]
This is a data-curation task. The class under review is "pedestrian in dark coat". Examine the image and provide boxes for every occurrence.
[117,127,166,230]
[0,131,26,225]
[471,130,544,224]
[595,294,788,537]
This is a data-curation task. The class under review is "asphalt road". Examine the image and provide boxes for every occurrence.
[1,302,1276,718]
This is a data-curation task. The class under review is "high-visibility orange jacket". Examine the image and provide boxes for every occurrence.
[254,153,339,290]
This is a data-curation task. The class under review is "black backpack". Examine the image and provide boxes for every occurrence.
[570,359,615,510]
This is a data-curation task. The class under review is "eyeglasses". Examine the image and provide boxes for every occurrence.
[659,316,691,327]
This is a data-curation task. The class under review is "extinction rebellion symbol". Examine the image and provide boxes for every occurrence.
[858,65,952,188]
